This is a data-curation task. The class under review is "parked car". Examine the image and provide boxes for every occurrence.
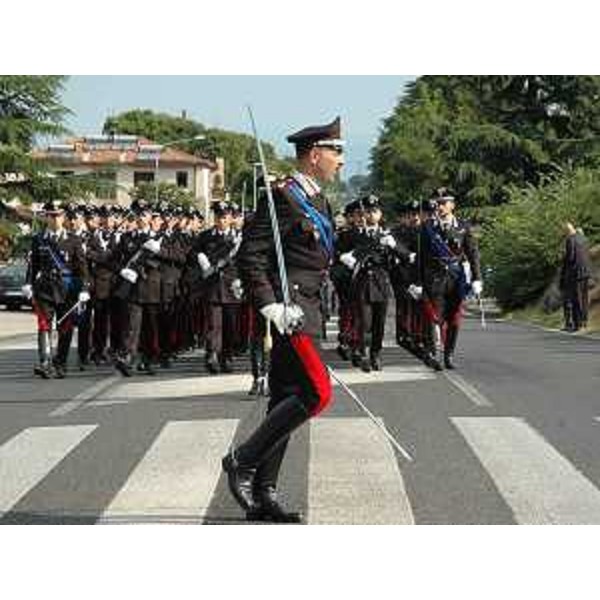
[0,261,30,310]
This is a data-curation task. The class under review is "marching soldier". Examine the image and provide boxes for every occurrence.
[420,188,482,370]
[23,201,90,379]
[331,198,363,361]
[193,201,244,374]
[222,116,343,523]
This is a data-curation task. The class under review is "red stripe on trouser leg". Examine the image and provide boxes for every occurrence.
[32,300,51,332]
[289,332,332,417]
[422,299,439,325]
[449,301,465,327]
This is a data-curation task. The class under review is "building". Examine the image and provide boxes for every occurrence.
[32,134,222,215]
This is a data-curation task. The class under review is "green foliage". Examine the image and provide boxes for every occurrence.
[480,168,600,309]
[0,76,69,149]
[131,181,195,206]
[371,76,600,212]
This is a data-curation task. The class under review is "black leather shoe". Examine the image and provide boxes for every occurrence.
[206,352,220,374]
[114,356,132,377]
[424,352,443,372]
[247,487,303,524]
[444,354,456,370]
[34,362,53,379]
[370,354,382,371]
[222,452,258,512]
[360,357,372,373]
[53,362,66,379]
[220,357,234,374]
[336,344,350,361]
[351,352,362,368]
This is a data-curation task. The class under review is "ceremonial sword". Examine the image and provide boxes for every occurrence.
[247,106,414,462]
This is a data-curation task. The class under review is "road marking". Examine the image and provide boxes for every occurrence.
[307,417,415,524]
[321,340,400,350]
[0,425,97,515]
[444,372,493,407]
[90,366,434,404]
[98,419,238,524]
[49,375,120,417]
[452,417,600,524]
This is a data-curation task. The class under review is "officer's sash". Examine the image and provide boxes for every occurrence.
[42,239,76,292]
[283,180,334,258]
[424,222,470,299]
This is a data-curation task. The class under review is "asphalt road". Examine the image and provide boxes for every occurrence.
[0,308,599,525]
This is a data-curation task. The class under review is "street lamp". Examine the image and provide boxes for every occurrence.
[154,134,206,203]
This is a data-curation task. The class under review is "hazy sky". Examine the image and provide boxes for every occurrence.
[60,76,414,178]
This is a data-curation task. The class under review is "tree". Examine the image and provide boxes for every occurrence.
[370,76,600,214]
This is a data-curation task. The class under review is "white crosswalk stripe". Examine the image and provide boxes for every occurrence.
[99,419,238,524]
[452,417,600,524]
[4,415,600,524]
[308,417,415,524]
[0,424,97,516]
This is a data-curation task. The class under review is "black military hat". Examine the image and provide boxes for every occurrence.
[430,187,456,203]
[343,199,362,216]
[211,200,232,215]
[42,200,63,214]
[97,204,110,218]
[361,194,381,210]
[421,198,438,213]
[131,199,151,215]
[286,116,345,152]
[406,199,421,213]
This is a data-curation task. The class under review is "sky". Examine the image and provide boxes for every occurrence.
[59,76,414,179]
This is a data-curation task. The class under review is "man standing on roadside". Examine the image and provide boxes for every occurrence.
[559,221,592,332]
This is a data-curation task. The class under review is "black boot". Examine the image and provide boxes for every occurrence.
[222,452,258,513]
[247,439,303,523]
[222,396,309,514]
[336,343,350,361]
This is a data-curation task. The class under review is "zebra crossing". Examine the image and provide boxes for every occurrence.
[2,413,600,524]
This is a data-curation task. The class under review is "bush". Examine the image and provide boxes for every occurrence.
[480,168,600,309]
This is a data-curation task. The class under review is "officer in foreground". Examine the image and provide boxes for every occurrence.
[222,116,344,523]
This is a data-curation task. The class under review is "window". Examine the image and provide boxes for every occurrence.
[176,171,189,188]
[96,170,117,200]
[134,171,155,186]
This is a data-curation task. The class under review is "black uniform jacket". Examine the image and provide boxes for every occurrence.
[28,229,89,305]
[237,175,333,337]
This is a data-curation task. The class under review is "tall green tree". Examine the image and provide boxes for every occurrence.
[371,76,600,212]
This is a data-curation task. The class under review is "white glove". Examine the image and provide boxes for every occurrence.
[407,284,423,300]
[143,238,161,254]
[380,234,397,249]
[78,291,91,303]
[408,252,417,264]
[21,284,33,300]
[231,278,244,300]
[120,267,139,284]
[340,251,357,270]
[471,280,483,297]
[197,252,211,272]
[260,302,305,335]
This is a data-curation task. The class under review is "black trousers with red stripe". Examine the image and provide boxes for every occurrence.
[235,330,332,490]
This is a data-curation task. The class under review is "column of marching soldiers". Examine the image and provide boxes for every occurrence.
[23,185,481,386]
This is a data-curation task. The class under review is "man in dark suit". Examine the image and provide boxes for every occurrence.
[559,221,592,332]
[222,116,344,523]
